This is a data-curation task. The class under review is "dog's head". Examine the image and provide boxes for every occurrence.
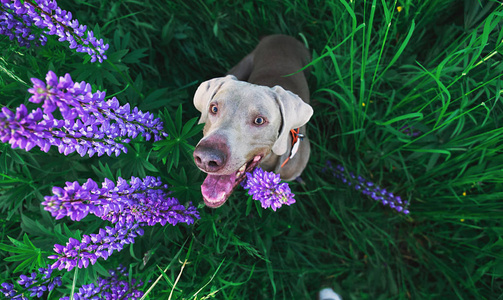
[193,75,313,208]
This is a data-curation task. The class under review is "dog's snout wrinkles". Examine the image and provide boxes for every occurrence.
[193,138,229,173]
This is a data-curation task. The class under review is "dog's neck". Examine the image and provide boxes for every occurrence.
[279,128,303,168]
[259,126,308,181]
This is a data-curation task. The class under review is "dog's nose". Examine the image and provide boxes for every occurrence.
[193,138,229,172]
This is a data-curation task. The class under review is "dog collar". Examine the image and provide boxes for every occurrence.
[280,128,304,168]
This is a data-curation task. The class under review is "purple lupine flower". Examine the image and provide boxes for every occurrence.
[0,1,46,48]
[27,71,169,142]
[41,178,102,221]
[0,267,62,299]
[43,176,199,271]
[0,282,24,299]
[324,161,410,214]
[48,222,144,271]
[399,125,421,137]
[17,272,37,287]
[102,193,200,227]
[242,167,295,211]
[59,265,144,300]
[42,176,200,226]
[99,176,200,226]
[0,104,128,157]
[1,71,168,157]
[0,0,109,62]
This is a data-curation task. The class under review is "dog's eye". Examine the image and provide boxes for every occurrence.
[209,104,218,114]
[254,116,266,125]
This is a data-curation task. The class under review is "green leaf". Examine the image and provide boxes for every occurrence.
[181,117,199,137]
[408,148,452,161]
[123,48,148,64]
[153,105,203,171]
[175,104,183,132]
[91,162,115,182]
[376,20,416,83]
[107,49,130,62]
[380,0,390,23]
[0,244,23,253]
[141,159,159,172]
[162,108,177,137]
[375,113,424,126]
[1,234,42,273]
[143,88,169,105]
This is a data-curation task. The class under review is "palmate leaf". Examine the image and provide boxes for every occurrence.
[153,105,204,172]
[109,143,159,179]
[165,167,203,203]
[0,164,39,220]
[0,234,44,273]
[91,161,117,183]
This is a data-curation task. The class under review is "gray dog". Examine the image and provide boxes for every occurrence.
[193,35,313,208]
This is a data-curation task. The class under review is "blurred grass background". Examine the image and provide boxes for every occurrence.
[1,0,503,299]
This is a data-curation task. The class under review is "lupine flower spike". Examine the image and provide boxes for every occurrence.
[42,176,200,226]
[60,265,144,300]
[49,222,144,271]
[42,175,200,271]
[325,161,410,214]
[1,265,143,299]
[400,125,421,137]
[0,0,109,62]
[0,71,168,157]
[242,167,295,211]
[0,267,62,299]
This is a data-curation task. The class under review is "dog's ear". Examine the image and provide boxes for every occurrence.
[271,86,313,155]
[194,75,237,123]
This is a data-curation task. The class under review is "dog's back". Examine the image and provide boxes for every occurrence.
[228,34,311,103]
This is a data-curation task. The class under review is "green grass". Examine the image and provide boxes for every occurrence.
[1,0,503,299]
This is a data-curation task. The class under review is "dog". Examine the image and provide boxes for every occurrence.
[193,34,313,208]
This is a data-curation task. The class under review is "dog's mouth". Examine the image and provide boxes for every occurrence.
[201,155,262,208]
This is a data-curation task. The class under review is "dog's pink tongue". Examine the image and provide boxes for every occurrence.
[201,174,235,208]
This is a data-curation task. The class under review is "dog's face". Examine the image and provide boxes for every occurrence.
[193,75,313,208]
